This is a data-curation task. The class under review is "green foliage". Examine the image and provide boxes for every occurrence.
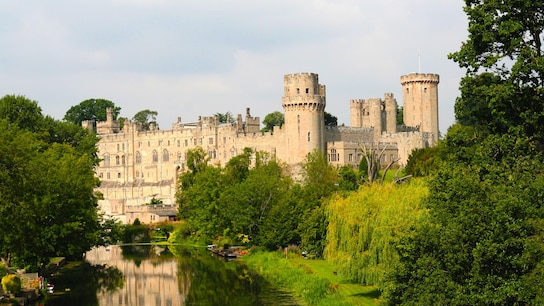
[0,263,6,278]
[122,223,151,243]
[325,180,429,287]
[396,106,403,125]
[1,274,21,295]
[243,251,334,305]
[214,112,234,124]
[0,95,44,132]
[132,109,158,130]
[261,111,284,133]
[324,112,338,126]
[448,1,544,142]
[385,135,544,304]
[404,146,441,177]
[63,98,120,126]
[0,95,106,269]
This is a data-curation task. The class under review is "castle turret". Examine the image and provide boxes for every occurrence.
[282,73,326,164]
[384,93,397,133]
[400,73,439,143]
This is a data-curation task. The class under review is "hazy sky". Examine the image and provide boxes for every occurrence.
[1,0,468,134]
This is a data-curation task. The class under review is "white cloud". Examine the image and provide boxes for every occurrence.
[0,0,468,134]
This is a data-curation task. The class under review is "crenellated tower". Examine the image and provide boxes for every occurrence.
[400,73,439,143]
[282,73,326,164]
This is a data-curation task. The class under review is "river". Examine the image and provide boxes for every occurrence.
[36,244,298,306]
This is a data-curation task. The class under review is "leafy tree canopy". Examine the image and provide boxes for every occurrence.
[324,112,338,126]
[64,98,120,126]
[214,112,234,124]
[448,0,544,141]
[132,109,158,130]
[261,111,284,133]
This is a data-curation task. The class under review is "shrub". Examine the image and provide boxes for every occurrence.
[1,274,22,295]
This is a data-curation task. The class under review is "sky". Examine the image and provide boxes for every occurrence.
[1,0,468,134]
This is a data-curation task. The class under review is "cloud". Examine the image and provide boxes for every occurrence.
[0,0,468,134]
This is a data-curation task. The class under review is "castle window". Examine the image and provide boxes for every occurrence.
[135,152,142,164]
[330,149,337,162]
[116,155,120,165]
[117,144,120,151]
[177,152,182,162]
[305,88,309,94]
[297,88,300,94]
[103,154,110,167]
[424,87,427,93]
[185,139,188,147]
[138,141,142,148]
[308,132,311,142]
[209,137,214,145]
[117,172,121,178]
[122,155,125,165]
[163,149,169,162]
[122,143,125,150]
[349,154,353,162]
[406,88,409,93]
[177,140,181,147]
[153,150,158,162]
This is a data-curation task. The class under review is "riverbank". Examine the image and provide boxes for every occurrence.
[241,250,380,306]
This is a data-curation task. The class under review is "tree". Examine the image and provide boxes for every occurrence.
[324,112,337,126]
[448,1,544,141]
[261,111,284,133]
[132,109,158,130]
[64,99,120,126]
[214,112,234,124]
[0,96,109,271]
[0,95,44,132]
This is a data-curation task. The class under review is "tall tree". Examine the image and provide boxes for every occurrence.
[64,99,120,126]
[448,1,544,141]
[0,96,110,271]
[214,112,234,124]
[132,109,158,130]
[324,112,338,126]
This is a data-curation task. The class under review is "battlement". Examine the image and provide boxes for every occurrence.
[400,73,439,85]
[284,72,319,82]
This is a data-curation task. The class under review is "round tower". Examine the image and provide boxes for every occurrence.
[400,73,439,143]
[282,73,326,164]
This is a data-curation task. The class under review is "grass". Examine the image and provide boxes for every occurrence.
[290,257,380,306]
[243,251,380,306]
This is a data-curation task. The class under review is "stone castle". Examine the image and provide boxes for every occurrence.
[89,72,439,224]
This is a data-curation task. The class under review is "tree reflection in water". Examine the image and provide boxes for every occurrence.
[39,245,297,306]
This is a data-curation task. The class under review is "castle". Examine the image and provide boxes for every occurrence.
[89,72,439,224]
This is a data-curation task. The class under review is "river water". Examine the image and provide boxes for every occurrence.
[37,245,298,306]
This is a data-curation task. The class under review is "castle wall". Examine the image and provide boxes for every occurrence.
[93,72,440,223]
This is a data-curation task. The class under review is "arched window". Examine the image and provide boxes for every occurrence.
[153,150,158,163]
[135,152,142,164]
[121,155,125,165]
[115,155,120,165]
[163,149,169,162]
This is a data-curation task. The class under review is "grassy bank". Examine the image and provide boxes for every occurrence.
[242,250,379,306]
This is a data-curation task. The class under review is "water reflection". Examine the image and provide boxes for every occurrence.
[41,245,297,306]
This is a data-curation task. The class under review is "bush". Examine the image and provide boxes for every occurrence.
[1,274,22,295]
[0,263,7,278]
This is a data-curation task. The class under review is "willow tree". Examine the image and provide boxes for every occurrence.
[325,180,429,287]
